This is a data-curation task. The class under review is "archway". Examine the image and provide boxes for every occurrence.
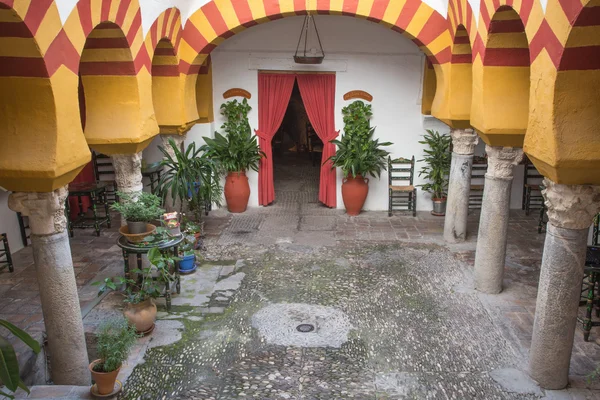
[152,38,181,127]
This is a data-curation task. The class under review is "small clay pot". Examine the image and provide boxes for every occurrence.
[224,171,250,213]
[89,360,120,395]
[123,298,157,333]
[341,175,369,216]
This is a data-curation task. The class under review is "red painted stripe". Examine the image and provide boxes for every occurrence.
[480,2,491,27]
[489,18,524,33]
[520,0,534,25]
[558,0,581,23]
[151,21,157,46]
[202,2,229,37]
[231,0,253,26]
[115,0,132,26]
[79,61,136,75]
[396,0,421,30]
[134,44,150,72]
[529,20,562,68]
[221,30,235,39]
[574,6,600,26]
[151,64,179,76]
[0,56,48,77]
[434,47,452,64]
[559,46,600,70]
[466,3,472,32]
[188,63,201,74]
[269,13,284,20]
[492,0,500,13]
[125,9,141,45]
[101,0,112,22]
[342,0,359,16]
[45,29,79,75]
[451,53,472,63]
[417,13,447,45]
[155,46,175,56]
[483,47,530,66]
[263,0,281,17]
[454,35,470,44]
[84,37,129,49]
[78,0,93,35]
[95,22,117,29]
[369,0,391,22]
[24,0,52,34]
[162,8,172,38]
[448,0,458,30]
[242,20,258,28]
[0,1,15,9]
[0,21,33,37]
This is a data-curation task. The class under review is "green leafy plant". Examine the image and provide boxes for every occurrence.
[110,191,165,222]
[417,129,452,199]
[341,101,373,140]
[0,320,40,399]
[201,99,264,173]
[92,318,139,373]
[156,138,222,222]
[328,129,392,179]
[93,247,178,304]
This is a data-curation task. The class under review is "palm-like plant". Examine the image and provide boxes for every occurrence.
[156,138,222,221]
[328,127,392,178]
[417,130,452,199]
[0,320,40,399]
[201,99,264,173]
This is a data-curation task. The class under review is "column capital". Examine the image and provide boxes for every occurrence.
[8,186,68,235]
[112,152,143,193]
[450,129,478,155]
[485,145,523,180]
[542,178,600,230]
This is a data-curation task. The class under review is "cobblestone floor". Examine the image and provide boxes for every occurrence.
[3,153,600,399]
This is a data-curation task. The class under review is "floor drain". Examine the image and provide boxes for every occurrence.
[296,324,315,333]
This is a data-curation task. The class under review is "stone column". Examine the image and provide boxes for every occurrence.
[473,145,523,293]
[111,152,143,225]
[444,129,479,243]
[8,187,90,385]
[529,179,600,389]
[160,134,185,160]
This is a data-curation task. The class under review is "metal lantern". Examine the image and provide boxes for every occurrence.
[294,14,325,64]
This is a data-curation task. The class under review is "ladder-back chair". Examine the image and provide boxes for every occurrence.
[522,155,544,215]
[0,233,13,273]
[469,156,487,210]
[388,156,417,217]
[92,151,118,204]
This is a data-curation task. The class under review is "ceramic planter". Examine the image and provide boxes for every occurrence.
[341,175,369,216]
[179,254,196,272]
[89,360,120,395]
[127,221,148,234]
[224,171,250,213]
[431,198,447,216]
[123,298,157,333]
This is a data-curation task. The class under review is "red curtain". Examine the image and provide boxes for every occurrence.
[256,73,296,206]
[296,74,338,208]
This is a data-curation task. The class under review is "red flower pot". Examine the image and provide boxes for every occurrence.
[341,175,369,216]
[225,171,250,213]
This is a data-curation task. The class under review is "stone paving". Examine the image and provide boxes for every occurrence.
[3,153,600,399]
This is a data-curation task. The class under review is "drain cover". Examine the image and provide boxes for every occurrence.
[296,324,315,333]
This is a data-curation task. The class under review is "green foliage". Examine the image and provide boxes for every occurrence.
[0,320,40,399]
[328,128,392,178]
[93,318,139,373]
[201,99,264,173]
[156,138,222,222]
[341,101,373,140]
[417,130,452,199]
[110,191,165,223]
[93,247,179,304]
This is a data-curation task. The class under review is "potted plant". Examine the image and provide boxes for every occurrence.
[94,247,178,332]
[111,191,165,235]
[328,101,392,216]
[177,240,196,273]
[418,129,452,216]
[201,99,264,213]
[156,139,222,222]
[89,317,138,396]
[0,320,40,399]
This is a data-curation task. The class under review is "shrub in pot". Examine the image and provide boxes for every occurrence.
[89,317,138,395]
[94,247,178,332]
[201,99,264,213]
[328,101,392,216]
[417,130,452,216]
[110,191,165,234]
[177,240,196,273]
[0,320,40,399]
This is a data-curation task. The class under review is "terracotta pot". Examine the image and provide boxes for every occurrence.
[224,171,250,213]
[341,175,369,216]
[123,298,157,333]
[431,197,447,216]
[89,359,120,395]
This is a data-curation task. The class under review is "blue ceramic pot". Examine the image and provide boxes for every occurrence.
[179,254,196,271]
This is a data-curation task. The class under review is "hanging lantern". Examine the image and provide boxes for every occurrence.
[294,14,325,64]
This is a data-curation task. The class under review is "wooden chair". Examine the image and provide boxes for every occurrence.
[16,212,30,247]
[469,156,487,210]
[92,151,118,204]
[0,233,13,273]
[388,156,417,217]
[522,155,544,215]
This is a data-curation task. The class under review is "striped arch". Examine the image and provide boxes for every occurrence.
[60,0,158,155]
[525,0,600,185]
[178,0,454,75]
[0,0,89,192]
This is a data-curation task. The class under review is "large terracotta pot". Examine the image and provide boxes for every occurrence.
[90,359,120,395]
[123,298,156,333]
[224,171,250,213]
[342,175,369,216]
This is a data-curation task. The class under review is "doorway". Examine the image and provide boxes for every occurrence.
[272,81,321,208]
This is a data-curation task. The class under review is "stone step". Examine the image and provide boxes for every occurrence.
[13,385,96,399]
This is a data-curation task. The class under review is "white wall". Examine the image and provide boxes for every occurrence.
[0,190,24,253]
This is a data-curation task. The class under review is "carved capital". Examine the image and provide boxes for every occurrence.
[450,129,478,155]
[111,152,143,194]
[8,186,69,235]
[485,145,524,180]
[542,178,600,230]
